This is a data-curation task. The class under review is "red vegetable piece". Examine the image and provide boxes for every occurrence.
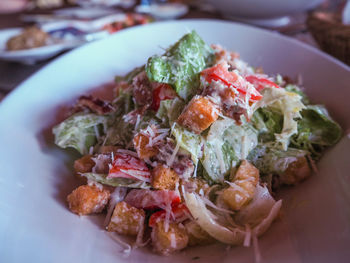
[245,75,280,91]
[201,64,262,101]
[148,203,189,227]
[108,153,151,183]
[124,189,181,210]
[201,63,238,86]
[151,83,177,111]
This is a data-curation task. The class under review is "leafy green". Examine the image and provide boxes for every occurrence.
[253,87,306,150]
[251,107,283,142]
[284,84,310,105]
[247,143,309,176]
[171,123,203,164]
[112,88,135,114]
[82,173,150,188]
[156,98,186,125]
[201,118,258,182]
[146,31,213,100]
[291,105,342,156]
[53,113,108,155]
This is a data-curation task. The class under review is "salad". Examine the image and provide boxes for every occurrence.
[53,31,342,258]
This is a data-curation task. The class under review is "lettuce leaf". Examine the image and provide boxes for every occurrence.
[247,143,309,175]
[253,87,306,150]
[53,113,108,155]
[201,118,258,182]
[156,97,186,125]
[284,84,310,105]
[291,105,342,156]
[82,173,150,188]
[171,123,203,164]
[146,31,213,101]
[251,107,283,142]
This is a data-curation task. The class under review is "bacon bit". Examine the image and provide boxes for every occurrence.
[75,95,115,115]
[123,105,148,124]
[132,71,152,107]
[124,189,181,210]
[108,153,151,182]
[149,203,189,227]
[150,83,177,111]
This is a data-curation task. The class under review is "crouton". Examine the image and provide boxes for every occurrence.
[280,156,311,185]
[67,185,110,215]
[180,177,210,196]
[222,160,259,211]
[107,201,145,236]
[74,154,95,174]
[152,164,179,190]
[133,133,158,159]
[184,220,215,246]
[177,95,219,134]
[151,221,189,255]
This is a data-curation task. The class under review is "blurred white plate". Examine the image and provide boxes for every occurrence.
[0,23,87,64]
[135,3,188,20]
[0,14,130,64]
[0,20,349,263]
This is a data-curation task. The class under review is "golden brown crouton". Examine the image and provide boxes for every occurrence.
[152,165,179,190]
[151,221,189,255]
[67,185,110,216]
[74,154,95,174]
[177,95,219,134]
[133,133,158,159]
[180,177,210,196]
[222,160,259,211]
[107,201,145,236]
[281,156,311,185]
[184,220,215,246]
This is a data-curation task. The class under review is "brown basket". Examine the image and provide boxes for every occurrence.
[307,12,350,65]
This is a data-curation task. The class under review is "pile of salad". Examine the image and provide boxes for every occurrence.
[53,31,342,258]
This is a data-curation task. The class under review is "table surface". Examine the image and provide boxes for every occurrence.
[0,1,344,100]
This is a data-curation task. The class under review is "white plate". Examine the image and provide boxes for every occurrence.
[0,20,349,263]
[0,23,87,64]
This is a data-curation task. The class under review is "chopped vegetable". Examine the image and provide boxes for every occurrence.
[124,189,181,210]
[146,31,213,100]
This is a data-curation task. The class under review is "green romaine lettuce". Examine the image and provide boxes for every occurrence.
[247,143,309,175]
[253,87,306,150]
[82,173,150,188]
[284,84,310,105]
[251,107,283,142]
[53,113,108,155]
[291,105,342,156]
[201,118,258,182]
[146,31,213,100]
[156,97,186,125]
[171,123,203,164]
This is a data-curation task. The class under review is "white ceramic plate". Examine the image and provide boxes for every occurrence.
[0,20,349,263]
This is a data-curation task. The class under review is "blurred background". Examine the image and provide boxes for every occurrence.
[0,0,348,100]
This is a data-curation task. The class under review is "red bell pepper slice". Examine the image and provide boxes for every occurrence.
[148,203,190,227]
[151,83,177,111]
[124,189,181,210]
[108,153,151,183]
[245,75,280,91]
[201,64,262,101]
